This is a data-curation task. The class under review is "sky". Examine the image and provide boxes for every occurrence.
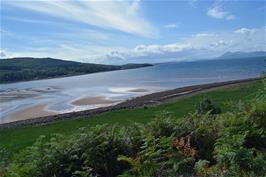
[1,0,266,64]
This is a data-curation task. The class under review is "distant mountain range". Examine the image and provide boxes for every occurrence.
[0,57,152,83]
[218,51,266,59]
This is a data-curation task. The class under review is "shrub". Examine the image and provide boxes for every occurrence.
[197,98,221,114]
[213,108,266,177]
[5,125,143,177]
[147,111,178,137]
[3,85,266,177]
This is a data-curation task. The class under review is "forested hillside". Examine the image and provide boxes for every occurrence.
[0,58,152,83]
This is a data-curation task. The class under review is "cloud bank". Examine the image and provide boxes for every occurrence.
[97,27,266,64]
[3,27,265,64]
[2,1,265,64]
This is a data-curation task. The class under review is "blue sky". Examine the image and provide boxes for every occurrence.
[1,0,265,64]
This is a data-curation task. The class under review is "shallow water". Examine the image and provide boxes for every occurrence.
[0,57,265,123]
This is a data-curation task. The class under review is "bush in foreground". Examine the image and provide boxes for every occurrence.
[2,79,266,177]
[197,98,221,115]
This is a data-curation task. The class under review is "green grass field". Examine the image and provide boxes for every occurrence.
[0,81,261,157]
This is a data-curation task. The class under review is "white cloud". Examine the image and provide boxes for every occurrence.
[234,28,258,41]
[226,15,236,20]
[2,44,126,63]
[188,0,198,8]
[193,33,214,37]
[99,27,265,63]
[207,6,226,19]
[164,23,179,29]
[54,29,110,41]
[0,51,7,59]
[4,16,57,25]
[209,40,232,48]
[4,0,157,37]
[235,28,256,34]
[3,27,265,64]
[133,43,191,54]
[207,6,236,20]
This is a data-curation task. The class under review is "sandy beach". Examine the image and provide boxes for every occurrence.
[1,88,148,124]
[108,87,152,94]
[0,87,58,102]
[71,96,120,106]
[127,88,150,93]
[2,104,57,124]
[0,78,261,128]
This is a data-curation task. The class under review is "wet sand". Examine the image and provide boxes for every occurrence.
[0,87,58,102]
[3,104,57,123]
[109,87,152,94]
[128,88,150,92]
[1,90,145,123]
[71,96,119,106]
[0,78,260,128]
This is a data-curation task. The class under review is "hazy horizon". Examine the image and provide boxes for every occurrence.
[1,0,265,64]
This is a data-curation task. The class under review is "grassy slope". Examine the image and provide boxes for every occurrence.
[0,81,260,156]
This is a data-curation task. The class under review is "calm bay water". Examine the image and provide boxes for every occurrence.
[0,57,265,123]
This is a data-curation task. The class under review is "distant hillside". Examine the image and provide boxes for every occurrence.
[218,51,266,59]
[0,57,152,83]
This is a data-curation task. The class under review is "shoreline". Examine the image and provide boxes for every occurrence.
[1,88,153,124]
[0,64,154,85]
[2,104,57,124]
[71,96,120,106]
[0,77,261,129]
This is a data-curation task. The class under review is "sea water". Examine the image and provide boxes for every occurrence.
[0,57,265,123]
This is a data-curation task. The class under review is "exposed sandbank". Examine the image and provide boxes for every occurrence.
[71,96,120,106]
[127,88,150,92]
[0,78,260,128]
[0,87,58,102]
[2,104,57,124]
